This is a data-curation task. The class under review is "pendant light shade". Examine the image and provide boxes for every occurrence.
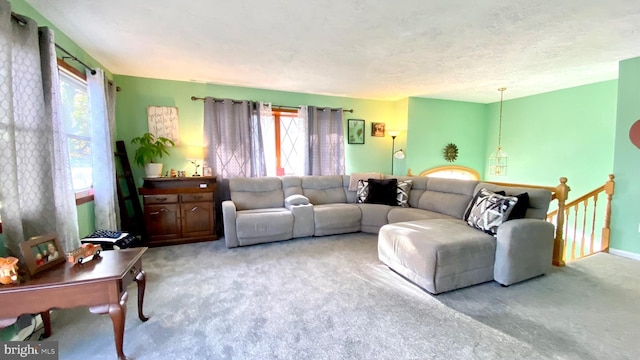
[489,88,508,176]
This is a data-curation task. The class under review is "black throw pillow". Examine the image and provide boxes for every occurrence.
[364,178,398,206]
[507,192,530,220]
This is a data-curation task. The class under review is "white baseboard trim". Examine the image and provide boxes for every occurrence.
[609,248,640,261]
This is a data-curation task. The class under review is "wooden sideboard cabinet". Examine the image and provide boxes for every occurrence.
[139,176,218,246]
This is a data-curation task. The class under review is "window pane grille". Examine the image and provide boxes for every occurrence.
[280,116,305,175]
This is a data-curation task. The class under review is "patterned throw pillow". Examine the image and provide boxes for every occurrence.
[356,179,369,203]
[396,180,412,208]
[466,188,518,236]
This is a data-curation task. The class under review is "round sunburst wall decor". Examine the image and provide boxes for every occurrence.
[443,143,459,162]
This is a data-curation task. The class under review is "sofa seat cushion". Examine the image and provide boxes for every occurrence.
[236,208,293,245]
[378,219,496,294]
[387,207,456,224]
[313,204,362,236]
[358,203,392,233]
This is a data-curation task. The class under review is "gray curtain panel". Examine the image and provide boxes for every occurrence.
[202,98,266,178]
[306,106,345,175]
[0,1,80,255]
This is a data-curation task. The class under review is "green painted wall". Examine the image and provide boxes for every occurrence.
[483,81,617,197]
[76,202,95,238]
[406,97,488,175]
[612,57,640,254]
[114,75,408,184]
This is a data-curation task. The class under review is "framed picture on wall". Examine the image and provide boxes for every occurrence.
[348,119,365,144]
[371,122,385,137]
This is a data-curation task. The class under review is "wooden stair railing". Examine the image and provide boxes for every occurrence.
[546,174,615,265]
[488,178,570,267]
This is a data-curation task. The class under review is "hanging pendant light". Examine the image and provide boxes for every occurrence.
[489,87,508,176]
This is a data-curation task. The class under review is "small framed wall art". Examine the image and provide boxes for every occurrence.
[371,122,385,137]
[19,233,66,276]
[348,119,365,144]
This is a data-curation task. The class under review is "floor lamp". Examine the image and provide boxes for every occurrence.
[388,130,404,175]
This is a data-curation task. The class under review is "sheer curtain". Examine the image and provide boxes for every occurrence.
[306,106,345,175]
[258,102,276,176]
[202,98,266,178]
[87,68,120,231]
[0,2,80,255]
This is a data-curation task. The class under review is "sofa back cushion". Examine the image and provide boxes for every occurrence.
[229,177,284,210]
[417,178,479,219]
[282,176,303,198]
[475,182,552,220]
[388,176,428,208]
[301,176,347,204]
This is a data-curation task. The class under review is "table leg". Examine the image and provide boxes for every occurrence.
[135,269,149,321]
[109,293,128,360]
[40,311,52,339]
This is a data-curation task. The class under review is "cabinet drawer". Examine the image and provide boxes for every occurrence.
[120,258,142,293]
[144,194,178,204]
[181,193,213,202]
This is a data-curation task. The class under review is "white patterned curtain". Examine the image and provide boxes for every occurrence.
[202,98,266,178]
[0,2,80,255]
[306,106,345,175]
[87,68,120,231]
[258,102,276,176]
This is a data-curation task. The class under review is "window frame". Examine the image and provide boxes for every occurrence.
[57,59,94,205]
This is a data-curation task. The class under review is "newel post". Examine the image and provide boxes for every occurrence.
[553,177,570,266]
[601,174,615,252]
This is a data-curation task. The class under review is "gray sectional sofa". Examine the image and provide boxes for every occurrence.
[221,175,555,294]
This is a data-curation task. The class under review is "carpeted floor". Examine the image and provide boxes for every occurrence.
[44,233,640,359]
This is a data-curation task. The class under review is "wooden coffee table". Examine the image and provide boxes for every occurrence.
[0,247,149,360]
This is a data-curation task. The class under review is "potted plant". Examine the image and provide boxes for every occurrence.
[131,132,175,178]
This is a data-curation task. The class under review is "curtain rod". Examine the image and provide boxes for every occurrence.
[12,11,121,92]
[11,11,27,25]
[11,12,96,75]
[55,44,96,75]
[190,96,354,113]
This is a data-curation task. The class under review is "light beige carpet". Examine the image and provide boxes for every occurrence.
[44,234,639,359]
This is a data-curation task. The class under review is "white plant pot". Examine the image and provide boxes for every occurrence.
[144,163,163,178]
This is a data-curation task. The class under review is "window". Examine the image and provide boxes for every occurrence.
[58,62,93,197]
[419,165,481,180]
[262,109,307,176]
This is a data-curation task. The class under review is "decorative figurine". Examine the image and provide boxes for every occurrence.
[0,256,19,285]
[67,243,103,264]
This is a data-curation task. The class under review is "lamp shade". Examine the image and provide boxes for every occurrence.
[394,149,406,159]
[185,146,204,160]
[387,130,402,138]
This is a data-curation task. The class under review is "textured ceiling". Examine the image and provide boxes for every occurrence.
[25,0,640,103]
